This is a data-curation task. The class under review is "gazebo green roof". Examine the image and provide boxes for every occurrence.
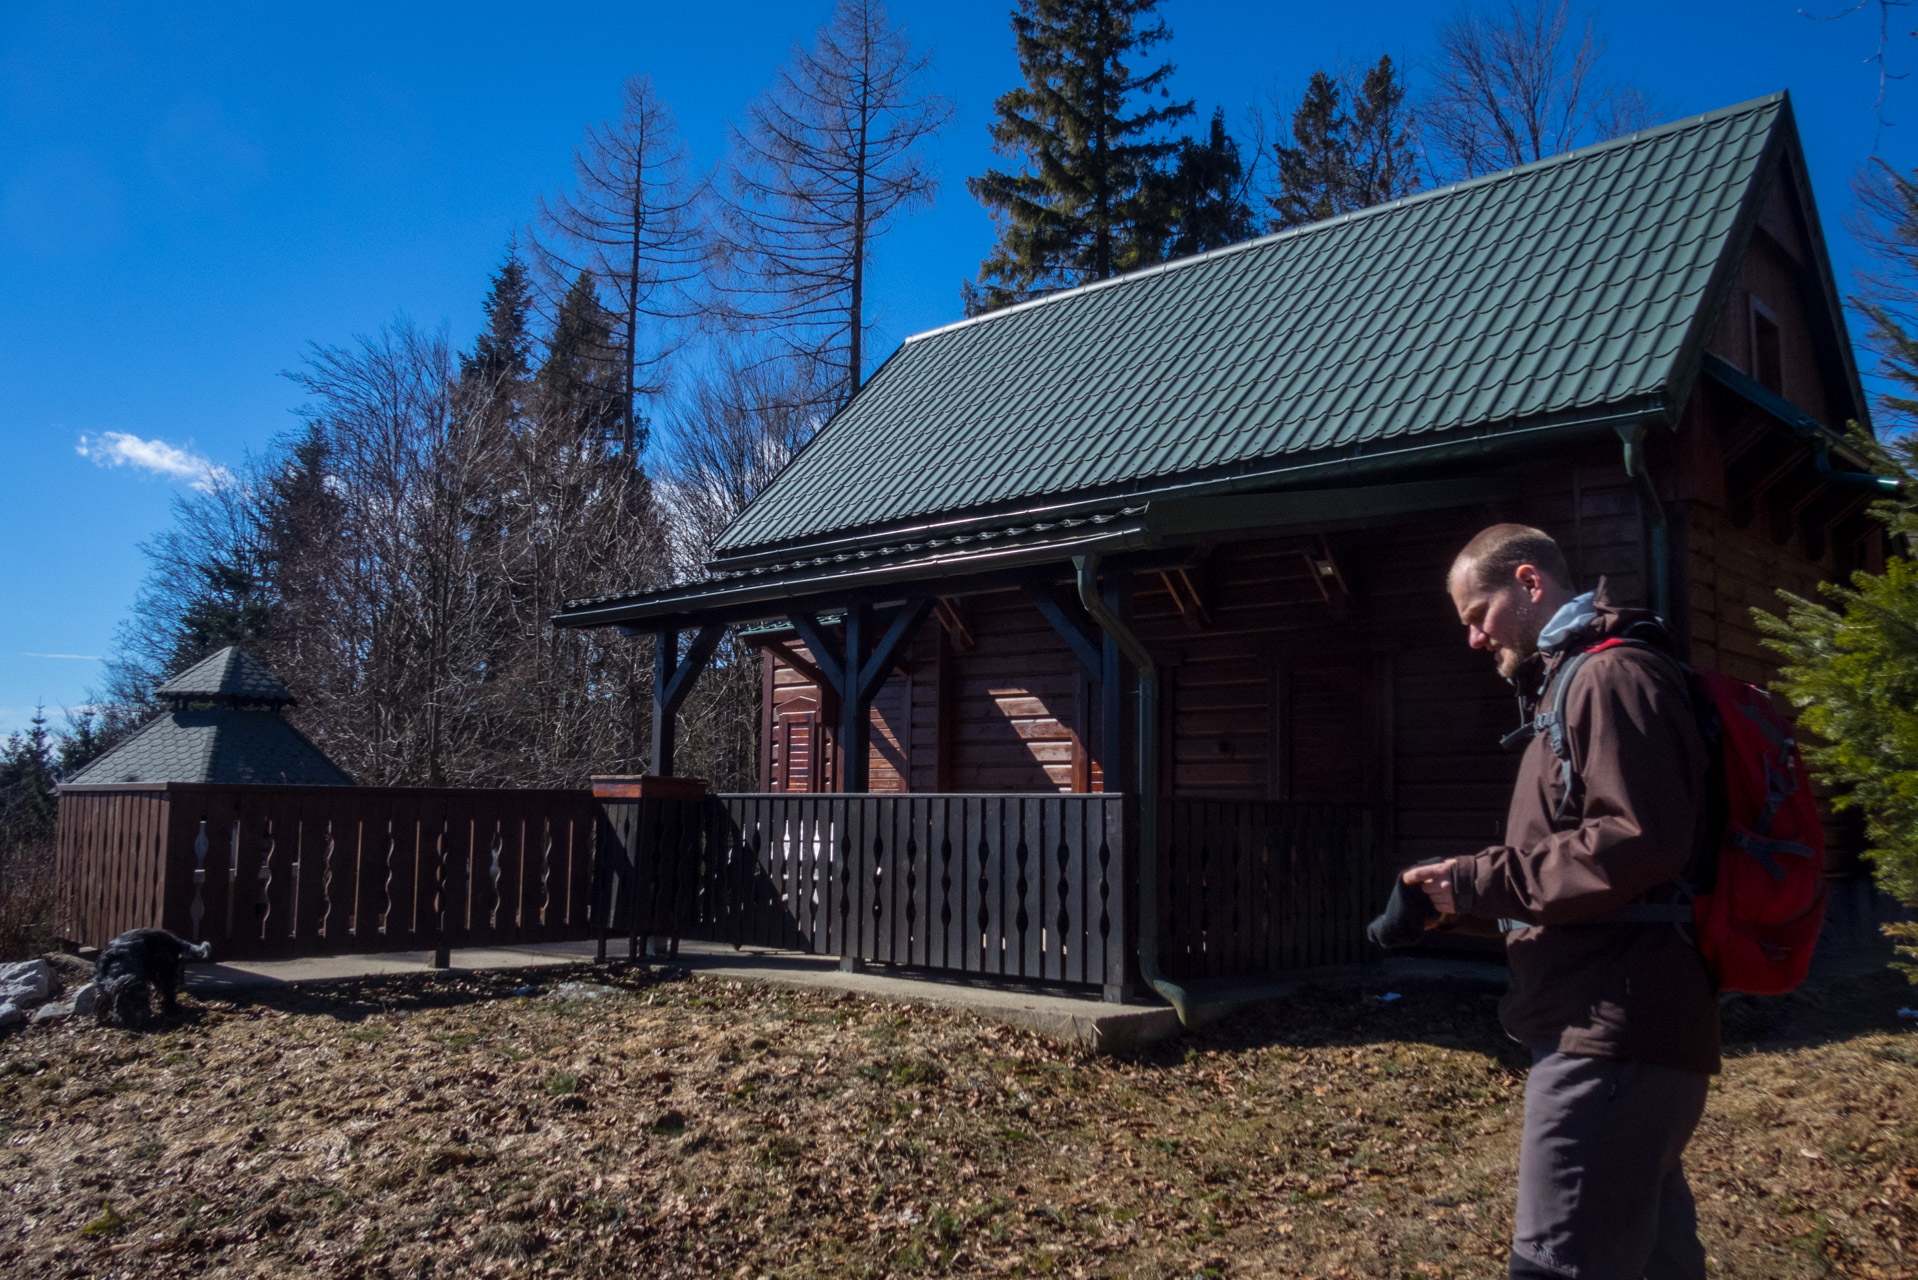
[64,647,351,787]
[156,645,295,705]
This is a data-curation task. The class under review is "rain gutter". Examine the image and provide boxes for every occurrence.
[708,402,1666,573]
[1073,551,1195,1027]
[1616,420,1673,622]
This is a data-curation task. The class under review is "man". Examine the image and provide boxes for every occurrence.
[1405,523,1717,1280]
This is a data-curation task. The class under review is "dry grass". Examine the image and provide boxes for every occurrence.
[0,963,1912,1279]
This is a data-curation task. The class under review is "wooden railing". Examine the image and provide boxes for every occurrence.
[55,783,600,959]
[597,794,1132,992]
[57,785,1390,984]
[1156,799,1392,979]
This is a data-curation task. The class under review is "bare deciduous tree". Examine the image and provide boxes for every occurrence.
[644,351,828,792]
[1423,0,1655,180]
[535,77,706,456]
[719,0,952,407]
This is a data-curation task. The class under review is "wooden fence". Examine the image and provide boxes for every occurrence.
[55,783,600,959]
[1156,800,1393,978]
[597,793,1132,992]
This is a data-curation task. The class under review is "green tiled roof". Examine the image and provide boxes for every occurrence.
[714,94,1790,560]
[64,709,353,787]
[157,646,294,705]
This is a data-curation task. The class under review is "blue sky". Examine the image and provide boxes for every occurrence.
[0,0,1907,735]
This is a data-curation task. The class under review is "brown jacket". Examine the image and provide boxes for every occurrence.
[1451,589,1721,1074]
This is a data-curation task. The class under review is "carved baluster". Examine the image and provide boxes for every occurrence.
[976,833,992,969]
[1056,834,1072,963]
[189,821,209,942]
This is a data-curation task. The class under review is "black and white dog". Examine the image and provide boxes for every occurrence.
[94,929,211,1027]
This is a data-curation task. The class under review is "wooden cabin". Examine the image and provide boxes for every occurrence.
[557,94,1885,995]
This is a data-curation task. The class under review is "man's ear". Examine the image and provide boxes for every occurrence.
[1514,563,1544,601]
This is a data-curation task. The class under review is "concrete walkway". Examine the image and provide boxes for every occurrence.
[186,940,1507,1053]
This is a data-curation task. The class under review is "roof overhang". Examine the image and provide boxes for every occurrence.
[554,468,1551,634]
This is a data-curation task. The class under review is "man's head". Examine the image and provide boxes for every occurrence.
[1447,524,1578,679]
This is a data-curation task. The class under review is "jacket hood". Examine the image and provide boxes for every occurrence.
[1516,579,1677,700]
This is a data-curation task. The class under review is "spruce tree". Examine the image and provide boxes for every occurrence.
[463,244,535,386]
[966,0,1194,311]
[1268,71,1351,231]
[538,272,627,451]
[1347,56,1419,209]
[1161,107,1255,259]
[0,709,57,848]
[1268,57,1419,232]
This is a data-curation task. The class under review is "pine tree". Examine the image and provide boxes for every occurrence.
[463,244,535,386]
[965,0,1194,311]
[1269,71,1351,230]
[1161,107,1255,259]
[0,709,57,848]
[1347,56,1419,208]
[537,272,627,450]
[1268,57,1419,232]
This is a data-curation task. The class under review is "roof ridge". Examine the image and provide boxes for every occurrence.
[906,92,1787,347]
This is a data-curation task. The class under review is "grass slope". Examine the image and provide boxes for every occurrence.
[0,965,1912,1278]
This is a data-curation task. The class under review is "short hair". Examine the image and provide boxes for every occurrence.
[1451,523,1574,592]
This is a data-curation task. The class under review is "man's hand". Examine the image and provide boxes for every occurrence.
[1401,859,1458,920]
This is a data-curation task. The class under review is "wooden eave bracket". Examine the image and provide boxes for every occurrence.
[1301,538,1353,619]
[933,597,974,650]
[658,626,724,719]
[1159,568,1213,632]
[1022,582,1103,677]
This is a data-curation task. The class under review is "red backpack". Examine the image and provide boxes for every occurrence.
[1536,637,1828,995]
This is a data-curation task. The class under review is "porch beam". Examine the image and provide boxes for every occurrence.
[787,613,848,698]
[1023,582,1103,677]
[855,597,933,706]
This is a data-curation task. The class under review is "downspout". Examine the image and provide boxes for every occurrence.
[1074,553,1196,1026]
[1616,421,1671,623]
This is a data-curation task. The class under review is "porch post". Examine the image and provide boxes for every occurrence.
[1099,573,1133,793]
[839,604,871,792]
[652,630,679,777]
[650,625,725,777]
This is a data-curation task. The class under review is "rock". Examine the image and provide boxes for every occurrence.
[0,959,50,1007]
[70,984,97,1018]
[42,952,94,998]
[29,1001,73,1025]
[0,1002,24,1028]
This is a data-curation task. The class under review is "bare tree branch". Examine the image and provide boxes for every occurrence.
[534,77,707,456]
[1423,0,1656,180]
[716,0,952,409]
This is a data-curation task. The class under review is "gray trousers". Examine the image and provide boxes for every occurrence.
[1509,1051,1710,1280]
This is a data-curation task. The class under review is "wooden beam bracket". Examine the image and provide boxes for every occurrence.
[1023,582,1103,677]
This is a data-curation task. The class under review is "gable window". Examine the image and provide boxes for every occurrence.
[1750,299,1784,395]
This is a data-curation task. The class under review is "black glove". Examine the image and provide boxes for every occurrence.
[1366,859,1443,950]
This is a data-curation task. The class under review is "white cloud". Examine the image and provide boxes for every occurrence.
[18,652,102,661]
[76,430,230,491]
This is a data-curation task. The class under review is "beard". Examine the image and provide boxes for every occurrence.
[1492,594,1548,680]
[1495,643,1535,681]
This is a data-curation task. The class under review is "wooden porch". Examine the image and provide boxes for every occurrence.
[55,783,1389,997]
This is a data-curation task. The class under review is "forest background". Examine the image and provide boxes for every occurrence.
[3,0,1914,956]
